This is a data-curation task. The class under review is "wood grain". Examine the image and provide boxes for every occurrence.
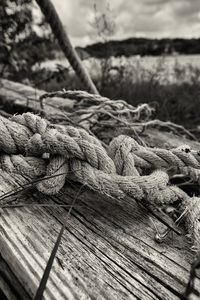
[0,183,199,299]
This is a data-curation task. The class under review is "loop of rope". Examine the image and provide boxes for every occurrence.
[109,135,200,182]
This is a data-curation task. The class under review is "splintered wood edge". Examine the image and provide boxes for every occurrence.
[0,184,199,300]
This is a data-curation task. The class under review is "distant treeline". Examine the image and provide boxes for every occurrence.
[81,38,200,58]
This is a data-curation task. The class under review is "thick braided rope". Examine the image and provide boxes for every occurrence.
[35,0,98,94]
[0,154,47,203]
[0,113,198,203]
[0,150,171,200]
[0,112,200,247]
[108,135,200,248]
[0,153,180,204]
[5,114,200,179]
[0,113,115,174]
[0,113,169,199]
[69,159,181,203]
[0,154,46,177]
[0,113,199,193]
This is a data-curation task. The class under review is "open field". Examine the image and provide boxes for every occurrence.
[37,54,200,84]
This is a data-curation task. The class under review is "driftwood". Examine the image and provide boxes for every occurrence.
[0,79,200,300]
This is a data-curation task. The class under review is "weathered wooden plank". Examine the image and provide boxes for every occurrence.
[0,183,199,300]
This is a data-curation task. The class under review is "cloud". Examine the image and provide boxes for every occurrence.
[50,0,200,46]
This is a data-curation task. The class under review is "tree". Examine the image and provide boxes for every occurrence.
[0,0,54,82]
[0,0,32,76]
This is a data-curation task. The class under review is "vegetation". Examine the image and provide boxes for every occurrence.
[83,37,200,58]
[100,66,200,131]
[0,0,58,82]
[0,1,200,137]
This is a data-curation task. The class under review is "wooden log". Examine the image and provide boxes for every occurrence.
[0,79,200,299]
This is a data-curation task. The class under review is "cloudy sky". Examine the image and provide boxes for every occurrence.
[50,0,200,46]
